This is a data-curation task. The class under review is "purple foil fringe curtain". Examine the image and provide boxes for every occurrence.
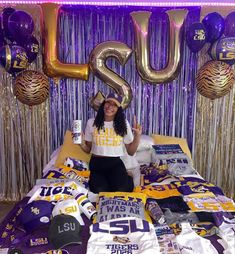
[49,6,200,153]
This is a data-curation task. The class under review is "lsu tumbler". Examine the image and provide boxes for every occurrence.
[73,120,82,144]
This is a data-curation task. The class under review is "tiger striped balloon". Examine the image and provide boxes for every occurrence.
[196,60,235,99]
[14,70,49,106]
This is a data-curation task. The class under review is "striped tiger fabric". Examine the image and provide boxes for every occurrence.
[14,70,49,106]
[196,61,235,100]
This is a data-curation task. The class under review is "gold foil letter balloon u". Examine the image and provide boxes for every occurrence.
[40,3,89,80]
[89,41,133,109]
[131,10,188,84]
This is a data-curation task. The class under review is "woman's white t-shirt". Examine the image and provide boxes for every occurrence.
[84,118,133,157]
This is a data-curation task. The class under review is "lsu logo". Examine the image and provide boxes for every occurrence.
[210,37,235,66]
[46,250,69,254]
[113,236,131,244]
[31,207,40,215]
[93,219,150,234]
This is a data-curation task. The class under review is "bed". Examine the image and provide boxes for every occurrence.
[0,131,234,254]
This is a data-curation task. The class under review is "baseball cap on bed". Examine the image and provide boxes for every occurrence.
[48,214,82,249]
[18,200,53,233]
[7,248,23,254]
[105,93,122,107]
[52,198,85,225]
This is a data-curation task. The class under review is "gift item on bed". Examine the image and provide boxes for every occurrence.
[48,214,82,249]
[52,198,85,225]
[151,135,192,160]
[43,166,90,189]
[17,200,54,233]
[26,180,88,203]
[64,157,89,171]
[86,217,160,254]
[95,192,152,223]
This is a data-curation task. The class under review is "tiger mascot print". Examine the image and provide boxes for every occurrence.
[196,60,235,100]
[14,70,49,106]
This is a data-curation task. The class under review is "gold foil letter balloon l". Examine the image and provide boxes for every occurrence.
[40,3,89,80]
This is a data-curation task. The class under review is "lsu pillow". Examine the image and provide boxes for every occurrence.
[55,130,91,167]
[64,157,89,171]
[95,192,152,223]
[151,134,192,159]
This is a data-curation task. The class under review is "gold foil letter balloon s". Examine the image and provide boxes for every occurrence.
[131,10,188,84]
[40,3,89,80]
[89,41,133,109]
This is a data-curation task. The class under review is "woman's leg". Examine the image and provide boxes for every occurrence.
[108,158,134,192]
[88,156,110,193]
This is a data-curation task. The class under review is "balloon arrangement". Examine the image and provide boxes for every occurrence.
[0,7,49,106]
[0,7,39,74]
[186,11,235,99]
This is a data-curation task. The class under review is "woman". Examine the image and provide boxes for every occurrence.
[81,93,142,193]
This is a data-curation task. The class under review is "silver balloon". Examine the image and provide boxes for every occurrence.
[131,9,188,84]
[89,41,133,109]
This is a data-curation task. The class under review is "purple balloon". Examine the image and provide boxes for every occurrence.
[23,36,39,63]
[0,16,5,47]
[224,12,235,37]
[209,37,235,66]
[0,44,29,74]
[2,7,16,41]
[8,11,34,43]
[186,22,207,52]
[202,12,225,43]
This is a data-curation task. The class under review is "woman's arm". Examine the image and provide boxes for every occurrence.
[81,140,92,154]
[80,119,93,154]
[125,116,142,156]
[125,133,141,156]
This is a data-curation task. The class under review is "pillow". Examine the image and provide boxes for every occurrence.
[135,150,152,164]
[127,166,141,187]
[121,148,139,170]
[50,146,62,160]
[151,134,192,159]
[55,130,91,167]
[137,135,154,152]
[96,192,152,223]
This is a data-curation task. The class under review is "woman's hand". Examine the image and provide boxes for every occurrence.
[132,115,142,137]
[79,133,92,153]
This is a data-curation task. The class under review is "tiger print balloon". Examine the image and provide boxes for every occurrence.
[196,61,235,99]
[14,70,49,106]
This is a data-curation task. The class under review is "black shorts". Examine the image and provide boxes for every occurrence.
[88,155,134,194]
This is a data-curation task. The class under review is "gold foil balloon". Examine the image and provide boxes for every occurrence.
[90,91,105,111]
[14,70,50,106]
[130,10,188,84]
[89,41,133,109]
[40,3,89,80]
[196,61,235,99]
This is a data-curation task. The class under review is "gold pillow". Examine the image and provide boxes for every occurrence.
[151,134,192,159]
[55,130,91,167]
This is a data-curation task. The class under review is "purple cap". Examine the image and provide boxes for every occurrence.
[105,93,122,107]
[18,200,53,233]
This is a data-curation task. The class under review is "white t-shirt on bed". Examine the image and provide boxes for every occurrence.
[85,118,133,157]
